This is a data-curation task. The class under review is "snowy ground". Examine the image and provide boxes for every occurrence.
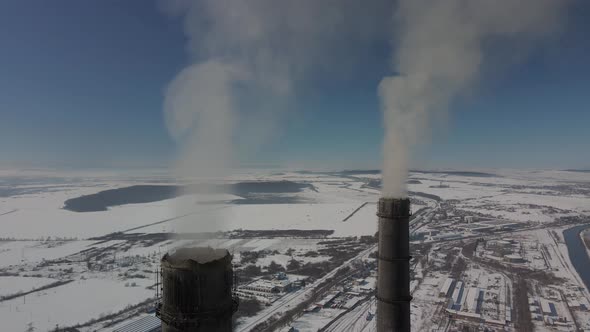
[0,278,153,332]
[0,168,589,331]
[0,276,57,298]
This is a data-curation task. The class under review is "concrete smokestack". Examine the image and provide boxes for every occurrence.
[157,247,238,332]
[377,197,411,332]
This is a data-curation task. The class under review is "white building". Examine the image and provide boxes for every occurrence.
[113,316,161,332]
[440,278,455,297]
[465,287,482,313]
[541,299,557,316]
[451,281,465,309]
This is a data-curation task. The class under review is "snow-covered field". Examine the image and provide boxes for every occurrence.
[2,169,588,240]
[0,278,153,332]
[0,240,121,267]
[0,276,57,297]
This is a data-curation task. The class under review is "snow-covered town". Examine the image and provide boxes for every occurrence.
[1,168,589,331]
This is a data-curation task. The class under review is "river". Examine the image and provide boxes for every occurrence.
[563,224,590,291]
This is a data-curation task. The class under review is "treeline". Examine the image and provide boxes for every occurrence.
[0,279,73,302]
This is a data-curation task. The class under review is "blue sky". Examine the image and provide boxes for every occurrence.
[0,1,589,170]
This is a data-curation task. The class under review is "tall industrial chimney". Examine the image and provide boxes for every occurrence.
[377,197,411,332]
[157,247,238,332]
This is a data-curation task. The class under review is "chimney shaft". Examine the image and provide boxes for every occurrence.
[157,247,238,332]
[377,197,411,332]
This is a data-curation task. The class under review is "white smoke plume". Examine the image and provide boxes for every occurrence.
[160,0,390,228]
[162,0,391,173]
[380,0,568,197]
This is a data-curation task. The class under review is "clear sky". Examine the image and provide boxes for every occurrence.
[0,1,589,171]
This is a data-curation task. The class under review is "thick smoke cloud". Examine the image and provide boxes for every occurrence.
[380,0,568,197]
[164,61,245,178]
[162,0,567,201]
[160,0,390,228]
[162,0,391,176]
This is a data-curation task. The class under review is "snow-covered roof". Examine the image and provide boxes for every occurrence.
[440,277,454,295]
[113,316,161,332]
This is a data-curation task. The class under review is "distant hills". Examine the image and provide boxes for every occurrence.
[337,169,497,178]
[563,169,590,173]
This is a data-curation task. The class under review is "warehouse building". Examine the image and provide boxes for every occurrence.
[113,315,161,332]
[439,278,455,297]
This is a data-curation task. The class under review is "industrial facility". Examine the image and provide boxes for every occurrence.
[376,197,412,332]
[156,247,239,332]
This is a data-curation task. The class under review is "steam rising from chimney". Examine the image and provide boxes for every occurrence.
[160,1,391,227]
[162,1,294,182]
[164,61,245,180]
[160,0,567,201]
[379,0,568,198]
